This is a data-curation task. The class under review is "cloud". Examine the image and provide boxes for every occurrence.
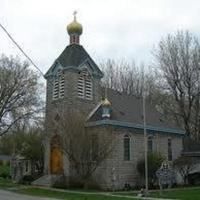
[0,0,200,74]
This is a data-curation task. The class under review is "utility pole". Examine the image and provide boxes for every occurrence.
[142,72,148,195]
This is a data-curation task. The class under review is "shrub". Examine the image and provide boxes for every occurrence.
[20,175,34,184]
[0,165,10,179]
[137,153,165,188]
[52,176,69,189]
[65,176,101,190]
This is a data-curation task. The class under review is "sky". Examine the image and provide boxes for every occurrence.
[1,0,200,75]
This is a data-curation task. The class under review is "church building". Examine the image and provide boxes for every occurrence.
[41,14,184,189]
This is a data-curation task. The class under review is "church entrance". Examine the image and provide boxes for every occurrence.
[50,134,63,174]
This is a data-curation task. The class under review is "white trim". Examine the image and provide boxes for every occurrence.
[86,102,102,121]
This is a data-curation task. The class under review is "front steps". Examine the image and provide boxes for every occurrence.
[32,174,64,187]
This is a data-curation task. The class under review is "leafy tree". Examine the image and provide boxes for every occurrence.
[0,55,42,136]
[0,122,44,174]
[137,153,165,187]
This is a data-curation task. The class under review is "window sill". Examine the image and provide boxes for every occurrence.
[77,97,94,102]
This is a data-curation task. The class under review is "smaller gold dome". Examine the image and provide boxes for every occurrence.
[102,98,111,106]
[67,17,83,35]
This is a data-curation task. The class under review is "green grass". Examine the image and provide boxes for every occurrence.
[1,176,200,200]
[18,188,137,200]
[150,187,200,200]
[115,187,200,200]
[0,178,18,189]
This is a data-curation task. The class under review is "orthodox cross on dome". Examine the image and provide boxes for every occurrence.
[73,10,77,21]
[67,10,82,44]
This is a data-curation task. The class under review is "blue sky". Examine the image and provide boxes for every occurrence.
[1,0,200,74]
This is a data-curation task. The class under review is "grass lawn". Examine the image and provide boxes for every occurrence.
[0,178,18,189]
[18,187,136,200]
[115,187,200,200]
[1,177,200,200]
[150,187,200,200]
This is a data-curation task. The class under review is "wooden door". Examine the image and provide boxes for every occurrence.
[50,135,63,174]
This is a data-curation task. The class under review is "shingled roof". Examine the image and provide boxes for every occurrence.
[45,44,103,78]
[88,89,184,135]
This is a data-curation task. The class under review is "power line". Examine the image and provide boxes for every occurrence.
[0,23,44,77]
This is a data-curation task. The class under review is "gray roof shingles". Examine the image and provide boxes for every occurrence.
[45,43,183,134]
[89,89,183,134]
[45,44,103,77]
[0,155,12,161]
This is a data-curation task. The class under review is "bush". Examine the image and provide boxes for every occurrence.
[20,175,34,184]
[57,176,101,190]
[52,176,69,189]
[53,176,101,190]
[137,153,165,188]
[0,165,10,179]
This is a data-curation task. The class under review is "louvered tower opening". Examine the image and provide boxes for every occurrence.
[77,69,93,100]
[53,70,65,100]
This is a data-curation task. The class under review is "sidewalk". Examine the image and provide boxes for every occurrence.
[32,186,177,200]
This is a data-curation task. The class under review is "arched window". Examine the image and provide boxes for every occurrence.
[124,135,130,161]
[53,70,65,100]
[148,136,153,153]
[77,69,93,100]
[91,134,98,161]
[168,138,172,161]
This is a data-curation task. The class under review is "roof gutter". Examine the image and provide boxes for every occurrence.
[86,119,185,135]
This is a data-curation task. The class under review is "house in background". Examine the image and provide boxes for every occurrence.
[0,154,32,181]
[0,155,12,166]
[10,155,32,182]
[35,14,185,189]
[180,139,200,185]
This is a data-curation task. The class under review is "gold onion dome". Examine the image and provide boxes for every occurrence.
[102,98,111,106]
[67,12,83,35]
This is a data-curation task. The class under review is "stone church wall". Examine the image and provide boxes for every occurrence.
[44,69,102,176]
[92,127,183,190]
[46,70,102,118]
[44,119,183,190]
[44,66,183,190]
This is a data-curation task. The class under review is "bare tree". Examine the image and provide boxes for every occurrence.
[173,156,197,185]
[50,108,116,187]
[0,55,42,136]
[100,59,157,99]
[155,31,200,139]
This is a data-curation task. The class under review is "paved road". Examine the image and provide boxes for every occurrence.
[0,189,59,200]
[0,188,176,200]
